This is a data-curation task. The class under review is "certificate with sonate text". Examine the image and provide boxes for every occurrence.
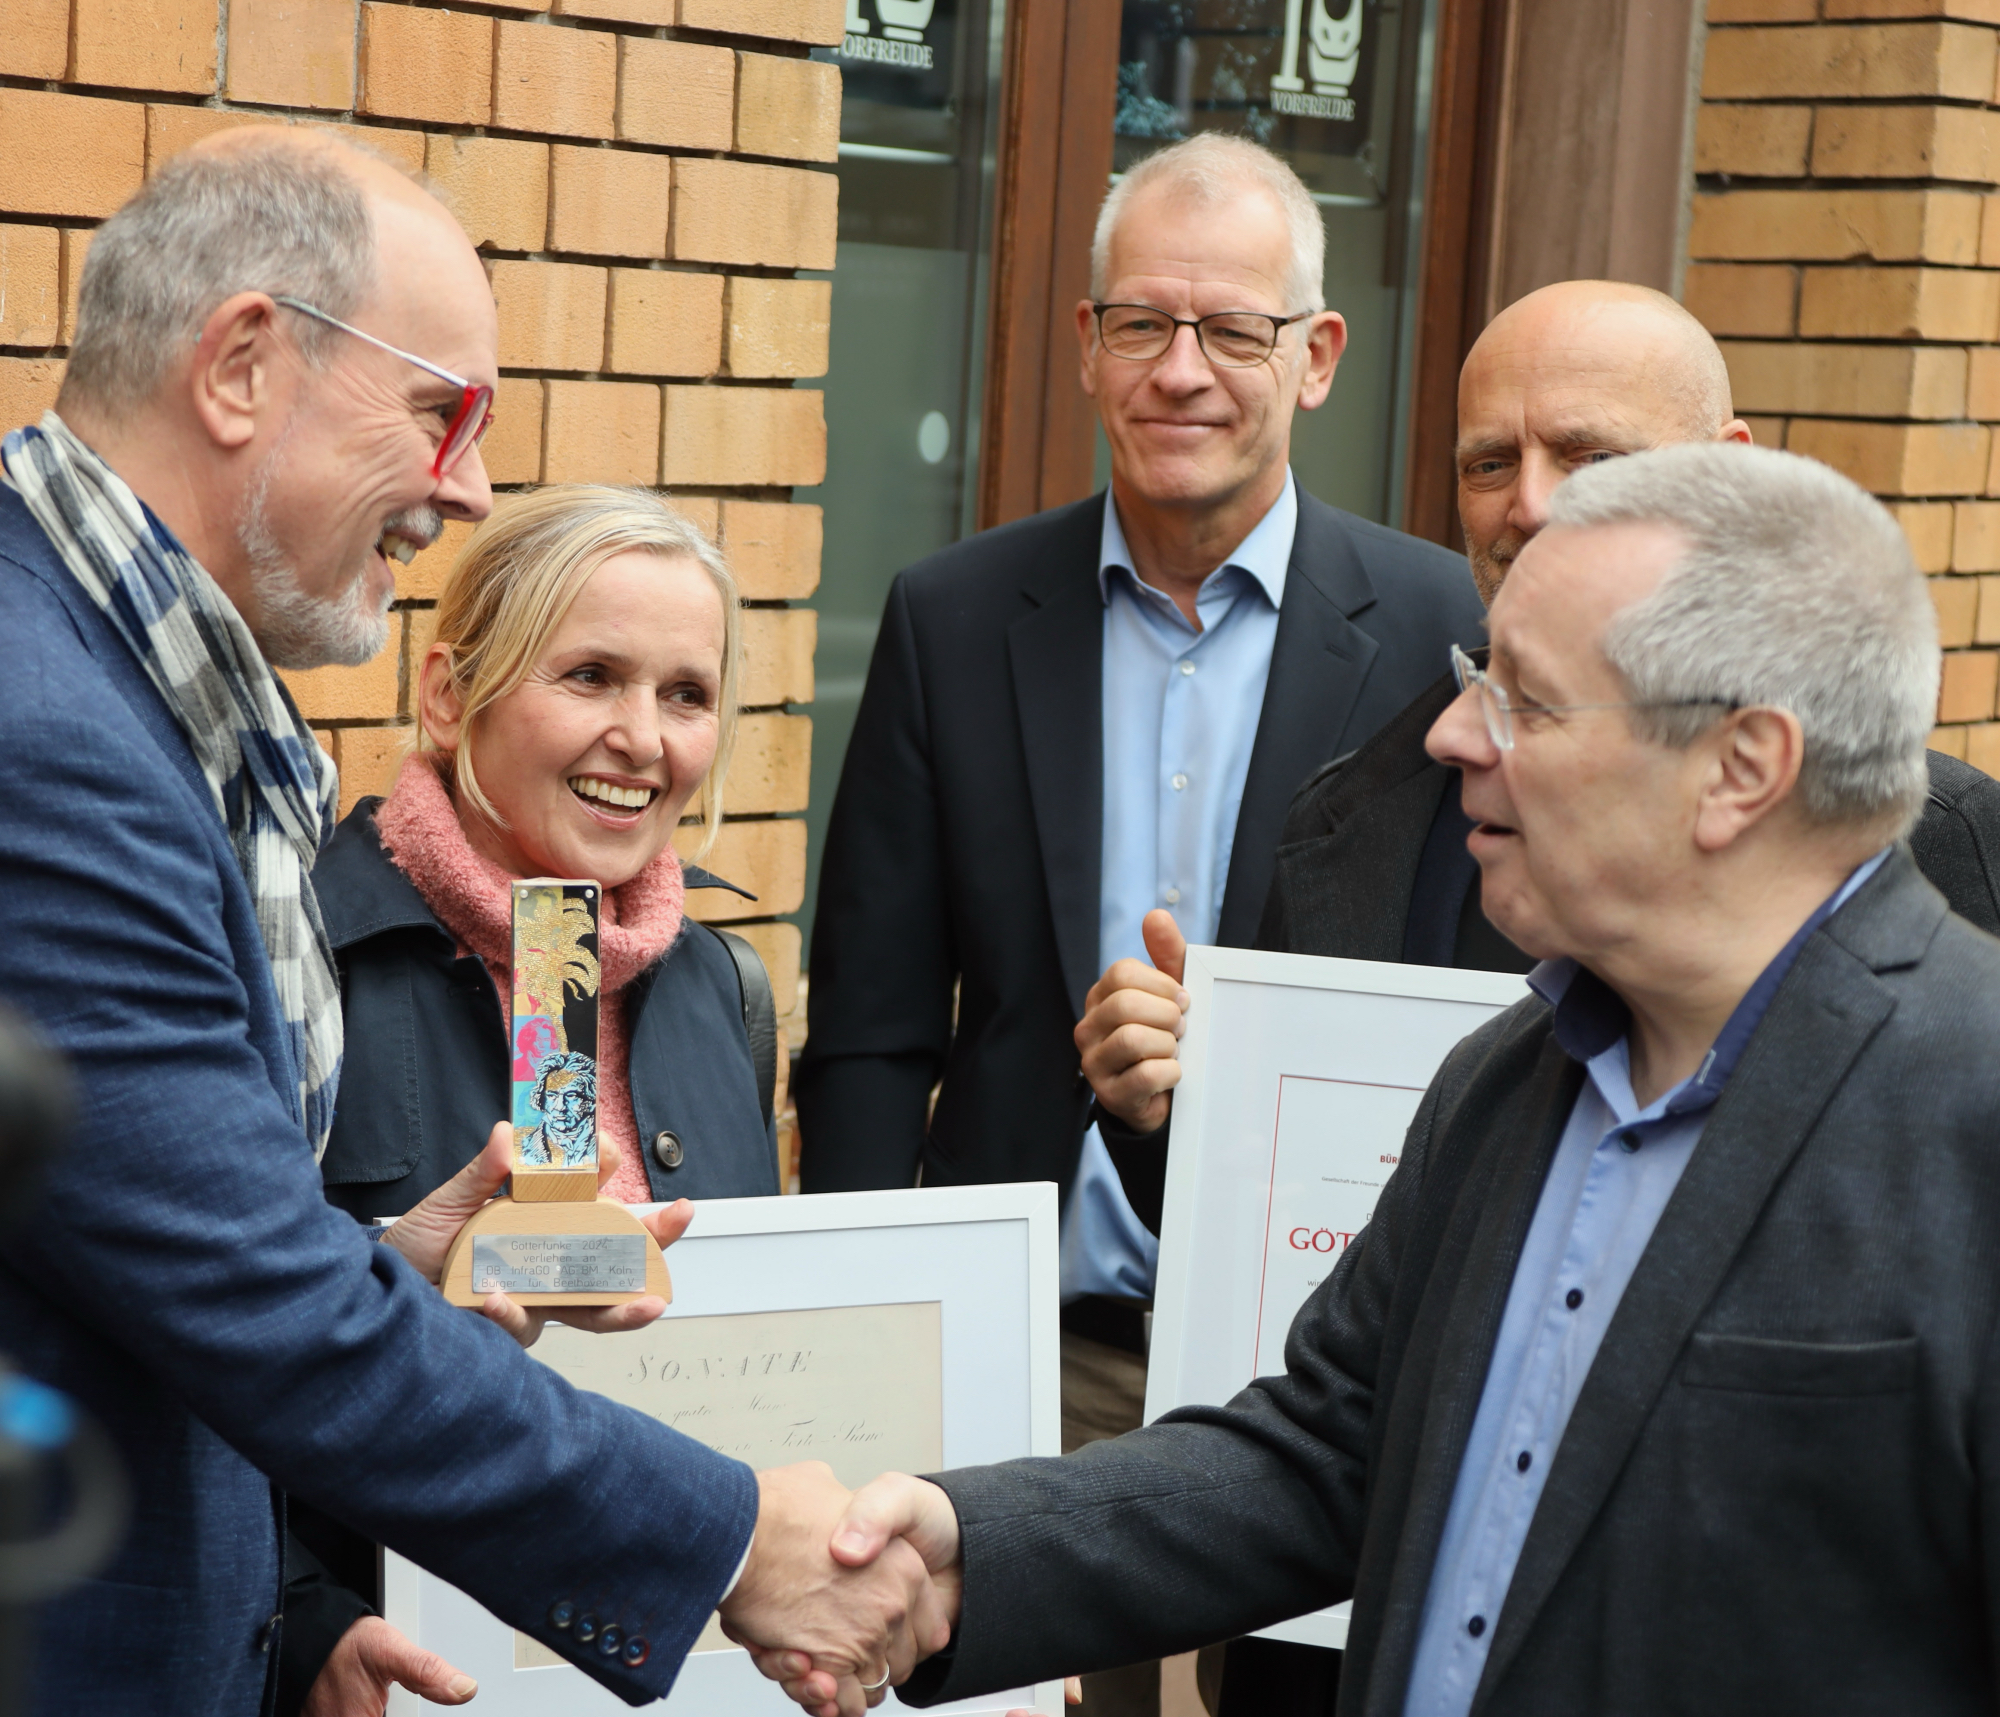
[386,1185,1064,1717]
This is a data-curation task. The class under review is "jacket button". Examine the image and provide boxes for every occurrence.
[623,1637,650,1667]
[550,1600,576,1631]
[599,1624,624,1656]
[575,1612,600,1643]
[654,1131,684,1170]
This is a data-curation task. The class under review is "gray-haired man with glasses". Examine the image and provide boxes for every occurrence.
[0,124,954,1717]
[768,443,2000,1717]
[799,129,1484,1716]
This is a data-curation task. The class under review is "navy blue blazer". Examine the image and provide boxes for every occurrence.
[313,800,780,1218]
[0,486,757,1715]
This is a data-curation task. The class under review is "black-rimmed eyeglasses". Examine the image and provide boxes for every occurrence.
[1091,302,1312,368]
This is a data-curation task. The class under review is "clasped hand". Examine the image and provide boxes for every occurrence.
[725,1469,963,1717]
[730,1472,1079,1717]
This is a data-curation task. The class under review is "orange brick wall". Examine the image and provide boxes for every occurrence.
[1688,0,2000,768]
[0,0,843,1038]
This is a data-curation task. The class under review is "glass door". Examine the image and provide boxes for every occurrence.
[798,0,1005,946]
[1107,0,1440,526]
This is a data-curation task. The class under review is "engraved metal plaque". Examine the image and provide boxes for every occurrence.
[471,1234,647,1295]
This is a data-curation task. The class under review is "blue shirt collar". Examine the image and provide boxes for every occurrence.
[1528,848,1891,1116]
[1096,469,1294,612]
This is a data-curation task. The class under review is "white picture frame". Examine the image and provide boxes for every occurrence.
[385,1184,1066,1717]
[1143,947,1529,1650]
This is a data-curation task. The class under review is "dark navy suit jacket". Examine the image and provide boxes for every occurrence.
[797,488,1486,1200]
[0,487,756,1714]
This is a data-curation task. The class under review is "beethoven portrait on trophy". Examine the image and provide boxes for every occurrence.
[510,879,601,1173]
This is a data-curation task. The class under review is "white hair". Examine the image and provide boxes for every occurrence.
[1090,134,1326,315]
[63,135,377,411]
[1547,443,1939,833]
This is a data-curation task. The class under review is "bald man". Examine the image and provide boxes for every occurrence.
[1258,282,1756,972]
[1073,280,2000,1712]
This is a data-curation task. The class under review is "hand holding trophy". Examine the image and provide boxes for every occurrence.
[438,879,672,1309]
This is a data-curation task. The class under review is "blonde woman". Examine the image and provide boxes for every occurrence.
[312,485,780,1220]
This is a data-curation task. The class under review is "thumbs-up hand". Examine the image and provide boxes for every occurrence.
[1072,908,1191,1136]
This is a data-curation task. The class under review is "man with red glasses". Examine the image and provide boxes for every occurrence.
[0,127,946,1717]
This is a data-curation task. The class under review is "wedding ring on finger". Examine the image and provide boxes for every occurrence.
[861,1669,892,1692]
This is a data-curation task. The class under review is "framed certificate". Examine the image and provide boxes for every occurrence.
[385,1184,1066,1716]
[1142,947,1529,1650]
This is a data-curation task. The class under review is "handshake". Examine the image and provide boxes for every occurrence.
[719,1464,963,1717]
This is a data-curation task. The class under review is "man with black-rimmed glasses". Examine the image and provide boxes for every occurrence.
[798,129,1483,1717]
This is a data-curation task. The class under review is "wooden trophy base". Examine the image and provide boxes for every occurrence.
[440,1196,671,1308]
[512,1165,599,1203]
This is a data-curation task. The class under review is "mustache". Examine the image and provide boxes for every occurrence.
[380,505,445,551]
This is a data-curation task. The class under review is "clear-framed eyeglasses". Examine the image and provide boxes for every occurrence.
[271,294,495,478]
[1450,642,1739,752]
[1091,302,1312,368]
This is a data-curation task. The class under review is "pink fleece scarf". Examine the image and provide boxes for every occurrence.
[373,752,684,1204]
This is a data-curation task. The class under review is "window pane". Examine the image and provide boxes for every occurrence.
[1107,0,1439,523]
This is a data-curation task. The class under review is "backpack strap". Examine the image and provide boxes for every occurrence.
[708,925,777,1126]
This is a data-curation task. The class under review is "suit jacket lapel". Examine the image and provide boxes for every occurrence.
[1217,495,1382,946]
[1468,919,1907,1711]
[1008,497,1109,1018]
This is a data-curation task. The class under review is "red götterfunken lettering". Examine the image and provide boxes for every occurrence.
[1288,1227,1358,1254]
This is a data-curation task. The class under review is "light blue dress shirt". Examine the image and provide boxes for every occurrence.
[1059,474,1298,1304]
[1402,849,1888,1717]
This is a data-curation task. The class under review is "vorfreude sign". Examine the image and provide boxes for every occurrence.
[1143,946,1528,1649]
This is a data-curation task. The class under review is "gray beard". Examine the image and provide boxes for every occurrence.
[237,431,400,670]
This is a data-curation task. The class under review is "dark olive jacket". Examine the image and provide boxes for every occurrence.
[311,799,778,1219]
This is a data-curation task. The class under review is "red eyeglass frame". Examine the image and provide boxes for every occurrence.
[272,294,495,478]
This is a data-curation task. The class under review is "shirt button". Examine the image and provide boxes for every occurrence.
[1619,1131,1640,1153]
[1467,1615,1486,1638]
[653,1130,683,1170]
[1516,1450,1532,1473]
[1164,887,1181,905]
[1179,660,1196,676]
[1565,1288,1584,1310]
[1171,773,1188,791]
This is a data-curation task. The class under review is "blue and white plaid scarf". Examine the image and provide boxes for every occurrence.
[2,413,343,1158]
